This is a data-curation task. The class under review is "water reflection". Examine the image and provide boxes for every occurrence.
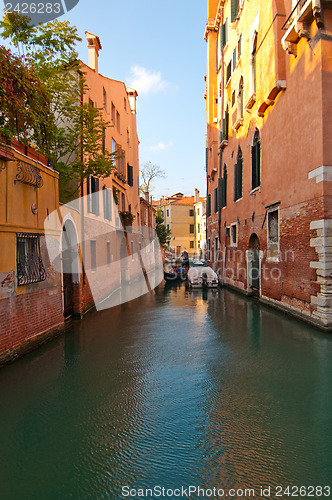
[0,285,331,499]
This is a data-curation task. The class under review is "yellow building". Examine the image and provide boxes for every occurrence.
[154,191,206,256]
[194,189,207,257]
[0,140,62,365]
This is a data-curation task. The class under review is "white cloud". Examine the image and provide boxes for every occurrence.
[128,65,169,95]
[149,142,173,152]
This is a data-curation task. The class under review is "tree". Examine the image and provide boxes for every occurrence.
[0,45,51,145]
[140,161,166,194]
[155,208,171,246]
[0,13,117,201]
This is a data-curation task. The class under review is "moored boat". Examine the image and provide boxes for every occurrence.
[187,266,219,288]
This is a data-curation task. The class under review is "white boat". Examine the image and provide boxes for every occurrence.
[187,267,219,288]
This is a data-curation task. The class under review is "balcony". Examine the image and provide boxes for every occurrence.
[281,0,324,55]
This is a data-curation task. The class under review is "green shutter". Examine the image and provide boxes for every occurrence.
[218,177,223,210]
[231,0,236,22]
[234,163,238,201]
[220,24,224,51]
[252,145,257,189]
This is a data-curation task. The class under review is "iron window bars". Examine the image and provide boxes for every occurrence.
[16,233,47,286]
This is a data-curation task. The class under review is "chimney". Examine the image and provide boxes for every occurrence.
[194,188,200,203]
[127,88,138,113]
[144,191,149,202]
[85,32,102,73]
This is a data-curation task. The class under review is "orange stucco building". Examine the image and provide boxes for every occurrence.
[205,0,332,330]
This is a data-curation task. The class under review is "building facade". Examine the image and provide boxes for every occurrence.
[205,0,332,329]
[0,140,62,364]
[56,32,142,319]
[155,191,206,256]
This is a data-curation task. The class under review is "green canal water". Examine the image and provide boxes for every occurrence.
[0,284,331,499]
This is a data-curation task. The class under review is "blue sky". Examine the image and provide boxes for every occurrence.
[62,0,208,200]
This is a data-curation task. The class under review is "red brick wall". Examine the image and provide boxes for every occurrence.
[0,287,63,361]
[208,197,324,317]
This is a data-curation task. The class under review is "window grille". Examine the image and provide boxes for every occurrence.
[16,233,46,286]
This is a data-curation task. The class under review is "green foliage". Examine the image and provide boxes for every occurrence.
[0,45,51,144]
[155,208,171,246]
[0,13,116,202]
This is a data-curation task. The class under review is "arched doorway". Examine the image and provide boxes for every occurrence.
[248,233,260,297]
[61,220,79,318]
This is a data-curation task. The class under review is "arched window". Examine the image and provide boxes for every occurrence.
[234,147,243,201]
[251,128,261,189]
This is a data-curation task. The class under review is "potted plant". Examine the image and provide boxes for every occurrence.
[119,210,135,229]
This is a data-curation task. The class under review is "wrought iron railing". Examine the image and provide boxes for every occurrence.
[16,233,47,286]
[15,160,43,188]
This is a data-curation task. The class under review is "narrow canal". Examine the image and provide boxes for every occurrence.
[0,284,331,500]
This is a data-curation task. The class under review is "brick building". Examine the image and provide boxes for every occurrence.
[0,140,62,365]
[205,0,332,330]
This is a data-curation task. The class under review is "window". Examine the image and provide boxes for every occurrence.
[90,240,96,272]
[267,209,279,260]
[124,97,127,111]
[234,147,243,201]
[111,102,116,124]
[197,224,201,233]
[121,192,125,212]
[231,0,240,22]
[215,237,219,260]
[16,233,46,286]
[190,224,195,234]
[231,90,236,108]
[89,98,94,108]
[207,194,212,218]
[127,163,134,187]
[166,209,169,217]
[127,128,130,145]
[238,76,244,119]
[167,224,170,230]
[232,47,237,71]
[237,34,242,60]
[230,223,237,246]
[103,87,107,111]
[190,241,195,249]
[219,18,228,50]
[103,186,112,220]
[116,111,120,132]
[221,106,229,142]
[214,187,218,212]
[107,241,111,268]
[87,176,99,215]
[226,62,232,84]
[197,208,200,216]
[218,164,227,209]
[249,31,258,99]
[251,129,261,189]
[189,209,194,216]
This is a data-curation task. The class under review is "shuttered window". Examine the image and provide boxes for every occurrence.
[231,0,240,22]
[87,176,99,215]
[207,194,212,217]
[127,163,134,187]
[214,188,218,213]
[234,148,243,201]
[251,129,261,189]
